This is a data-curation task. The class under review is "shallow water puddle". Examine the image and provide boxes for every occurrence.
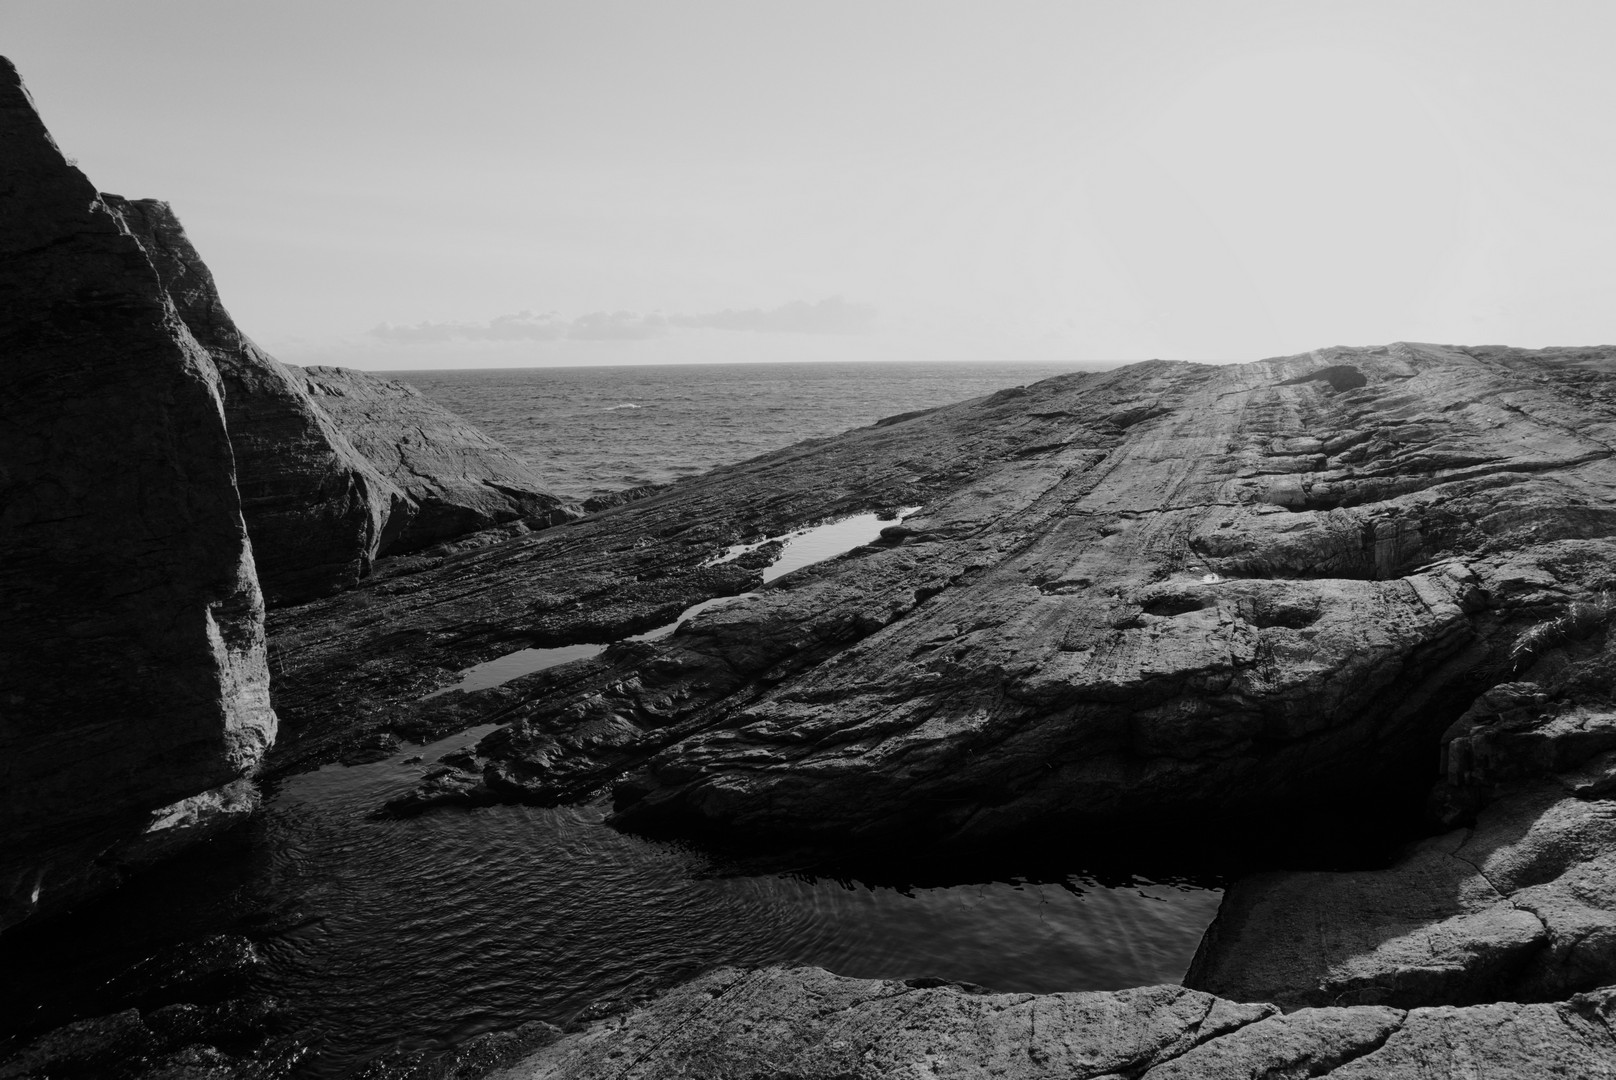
[4,703,1224,1080]
[254,733,1224,1076]
[422,641,607,698]
[426,508,918,697]
[708,506,920,583]
[626,592,762,643]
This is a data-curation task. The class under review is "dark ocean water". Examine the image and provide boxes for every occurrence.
[4,361,1223,1078]
[393,361,1091,502]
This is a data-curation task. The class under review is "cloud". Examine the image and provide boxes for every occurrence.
[672,297,877,334]
[368,298,874,345]
[370,310,568,343]
[566,310,669,340]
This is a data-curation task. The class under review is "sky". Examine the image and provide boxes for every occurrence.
[6,1,1616,370]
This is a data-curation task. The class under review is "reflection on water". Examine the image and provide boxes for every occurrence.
[429,508,918,697]
[2,724,1222,1079]
[422,642,606,698]
[711,507,919,584]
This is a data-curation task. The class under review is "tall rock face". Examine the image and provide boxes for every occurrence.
[101,196,403,606]
[99,197,571,601]
[297,365,575,553]
[0,59,276,929]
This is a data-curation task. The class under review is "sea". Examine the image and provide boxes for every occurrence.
[2,361,1224,1079]
[396,360,1096,503]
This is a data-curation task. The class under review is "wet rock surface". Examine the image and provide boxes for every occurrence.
[481,966,1616,1079]
[0,57,275,931]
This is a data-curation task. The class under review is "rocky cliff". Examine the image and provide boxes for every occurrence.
[0,58,276,930]
[0,56,572,935]
[98,197,572,605]
[101,195,402,606]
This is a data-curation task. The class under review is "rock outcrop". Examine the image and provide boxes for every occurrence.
[295,365,576,554]
[97,196,572,605]
[0,58,276,930]
[0,53,585,934]
[1187,615,1616,1010]
[270,343,1616,862]
[482,966,1616,1079]
[101,195,402,606]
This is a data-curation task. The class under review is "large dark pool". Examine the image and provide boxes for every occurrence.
[2,719,1222,1077]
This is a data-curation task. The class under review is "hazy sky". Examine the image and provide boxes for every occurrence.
[8,1,1616,369]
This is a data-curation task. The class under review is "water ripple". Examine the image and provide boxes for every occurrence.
[231,733,1222,1076]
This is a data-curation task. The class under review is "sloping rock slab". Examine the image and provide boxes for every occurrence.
[325,342,1616,857]
[265,343,1616,853]
[0,56,274,930]
[481,966,1616,1079]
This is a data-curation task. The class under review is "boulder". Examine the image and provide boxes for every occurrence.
[0,57,275,930]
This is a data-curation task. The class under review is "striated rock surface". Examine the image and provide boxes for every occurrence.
[100,195,402,605]
[482,966,1616,1079]
[296,365,574,555]
[0,58,275,929]
[274,342,1616,856]
[589,343,1616,850]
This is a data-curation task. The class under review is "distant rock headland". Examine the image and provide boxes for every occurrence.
[6,51,1616,1080]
